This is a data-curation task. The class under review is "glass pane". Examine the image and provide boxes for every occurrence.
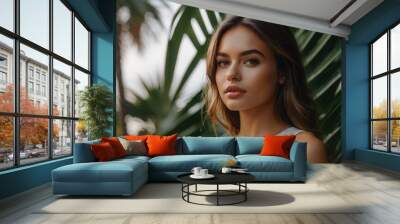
[372,33,387,76]
[20,44,49,115]
[53,0,72,60]
[74,69,89,118]
[0,34,14,112]
[0,116,13,170]
[391,24,400,70]
[53,59,72,117]
[53,119,72,158]
[20,117,49,165]
[391,72,400,118]
[75,120,88,143]
[391,120,400,153]
[372,77,387,119]
[20,0,49,49]
[0,0,14,31]
[372,121,388,151]
[74,17,89,70]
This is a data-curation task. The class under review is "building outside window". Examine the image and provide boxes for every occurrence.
[28,81,34,94]
[28,66,34,80]
[41,73,46,83]
[0,0,91,171]
[0,54,7,67]
[370,22,400,154]
[41,85,46,97]
[0,54,7,89]
[35,70,40,81]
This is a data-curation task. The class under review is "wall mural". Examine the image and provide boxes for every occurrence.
[116,0,342,162]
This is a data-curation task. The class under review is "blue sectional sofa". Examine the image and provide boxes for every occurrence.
[52,137,307,196]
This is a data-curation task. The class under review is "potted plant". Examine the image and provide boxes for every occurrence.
[79,84,113,140]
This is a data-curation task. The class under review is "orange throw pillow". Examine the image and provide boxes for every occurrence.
[259,135,296,159]
[146,134,177,157]
[91,142,117,161]
[123,135,148,141]
[101,137,127,158]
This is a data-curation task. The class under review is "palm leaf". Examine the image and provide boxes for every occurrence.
[294,29,342,162]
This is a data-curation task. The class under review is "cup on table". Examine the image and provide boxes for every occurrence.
[191,167,202,176]
[221,167,232,174]
[199,168,208,176]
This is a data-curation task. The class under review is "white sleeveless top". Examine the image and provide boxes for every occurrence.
[276,127,303,136]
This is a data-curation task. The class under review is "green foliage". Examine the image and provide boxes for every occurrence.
[293,28,342,162]
[79,84,113,140]
[124,7,225,136]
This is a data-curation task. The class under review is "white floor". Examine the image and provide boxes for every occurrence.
[1,162,400,224]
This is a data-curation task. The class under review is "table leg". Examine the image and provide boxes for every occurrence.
[245,183,247,201]
[217,184,219,206]
[195,184,197,192]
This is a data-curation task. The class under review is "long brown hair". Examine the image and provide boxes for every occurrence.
[205,16,319,136]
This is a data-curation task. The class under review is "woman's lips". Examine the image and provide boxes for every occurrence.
[225,90,246,99]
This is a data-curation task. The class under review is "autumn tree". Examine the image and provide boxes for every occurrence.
[372,99,400,143]
[0,84,60,151]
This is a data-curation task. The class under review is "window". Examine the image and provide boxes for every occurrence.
[35,83,40,95]
[0,71,6,85]
[0,0,91,170]
[75,17,89,70]
[0,54,7,67]
[28,81,34,94]
[0,35,13,113]
[35,70,40,81]
[28,67,34,80]
[42,85,46,97]
[0,54,7,87]
[0,0,14,32]
[370,23,400,154]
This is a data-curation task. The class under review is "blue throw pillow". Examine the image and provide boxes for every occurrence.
[179,137,235,155]
[236,137,264,155]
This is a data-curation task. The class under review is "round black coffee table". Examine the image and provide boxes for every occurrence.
[177,172,255,206]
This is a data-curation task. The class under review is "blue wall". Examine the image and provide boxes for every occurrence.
[0,0,115,200]
[344,0,400,170]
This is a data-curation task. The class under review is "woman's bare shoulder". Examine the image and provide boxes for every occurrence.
[294,131,327,163]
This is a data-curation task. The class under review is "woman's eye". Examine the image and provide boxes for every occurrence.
[217,60,229,67]
[244,59,259,66]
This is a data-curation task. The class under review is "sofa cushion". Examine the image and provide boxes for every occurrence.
[259,135,296,159]
[52,159,147,183]
[148,154,235,172]
[114,155,150,163]
[123,135,148,141]
[236,155,293,172]
[91,142,118,161]
[73,139,101,163]
[147,134,177,157]
[236,137,264,155]
[118,138,147,156]
[177,137,236,155]
[101,137,127,158]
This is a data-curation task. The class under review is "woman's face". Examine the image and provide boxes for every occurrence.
[215,25,281,112]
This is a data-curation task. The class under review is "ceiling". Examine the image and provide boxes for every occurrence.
[169,0,384,38]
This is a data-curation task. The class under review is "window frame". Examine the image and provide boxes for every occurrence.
[369,19,400,154]
[0,0,92,171]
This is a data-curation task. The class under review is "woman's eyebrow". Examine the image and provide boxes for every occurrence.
[216,49,265,57]
[240,49,265,57]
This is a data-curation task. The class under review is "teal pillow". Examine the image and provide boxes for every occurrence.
[236,137,264,155]
[73,139,101,163]
[179,137,235,155]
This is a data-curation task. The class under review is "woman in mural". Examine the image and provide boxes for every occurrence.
[205,16,327,163]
